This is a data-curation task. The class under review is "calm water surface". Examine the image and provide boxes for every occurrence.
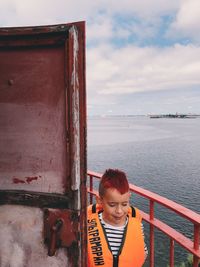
[87,116,200,266]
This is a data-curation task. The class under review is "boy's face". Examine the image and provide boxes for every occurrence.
[99,188,130,226]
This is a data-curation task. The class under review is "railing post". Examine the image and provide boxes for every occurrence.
[193,224,200,267]
[89,174,93,204]
[150,200,155,267]
[170,238,174,267]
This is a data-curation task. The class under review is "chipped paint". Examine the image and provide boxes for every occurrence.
[13,176,41,184]
[13,178,26,184]
[1,171,65,193]
[26,176,38,184]
[69,26,81,193]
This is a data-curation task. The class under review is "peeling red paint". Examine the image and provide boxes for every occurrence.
[13,178,26,184]
[26,176,38,184]
[12,176,41,184]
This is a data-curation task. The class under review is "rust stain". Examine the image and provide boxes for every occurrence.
[12,176,41,184]
[13,178,26,184]
[25,176,38,184]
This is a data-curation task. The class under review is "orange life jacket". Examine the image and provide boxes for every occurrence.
[87,204,145,267]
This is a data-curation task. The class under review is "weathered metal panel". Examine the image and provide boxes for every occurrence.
[0,22,87,267]
[0,46,67,193]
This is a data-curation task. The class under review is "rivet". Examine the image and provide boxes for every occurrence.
[8,79,14,86]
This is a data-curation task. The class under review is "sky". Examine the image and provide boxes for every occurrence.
[1,0,200,115]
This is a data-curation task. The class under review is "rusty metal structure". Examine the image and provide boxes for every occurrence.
[0,22,87,267]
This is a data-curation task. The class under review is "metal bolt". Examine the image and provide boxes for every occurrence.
[8,79,14,86]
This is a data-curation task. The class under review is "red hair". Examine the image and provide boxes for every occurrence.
[99,169,129,197]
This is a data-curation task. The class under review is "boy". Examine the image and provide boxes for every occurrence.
[87,169,147,267]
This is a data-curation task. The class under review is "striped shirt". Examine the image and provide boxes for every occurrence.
[99,212,148,258]
[99,212,126,256]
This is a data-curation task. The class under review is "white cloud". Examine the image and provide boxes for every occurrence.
[0,0,99,26]
[167,0,200,42]
[87,43,200,99]
[87,15,113,43]
[0,0,180,26]
[97,0,180,18]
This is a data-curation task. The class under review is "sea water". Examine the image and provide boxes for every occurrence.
[87,115,200,266]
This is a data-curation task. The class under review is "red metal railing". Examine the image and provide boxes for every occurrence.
[87,170,200,267]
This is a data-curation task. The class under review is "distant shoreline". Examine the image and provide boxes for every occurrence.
[149,114,199,118]
[87,114,200,118]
